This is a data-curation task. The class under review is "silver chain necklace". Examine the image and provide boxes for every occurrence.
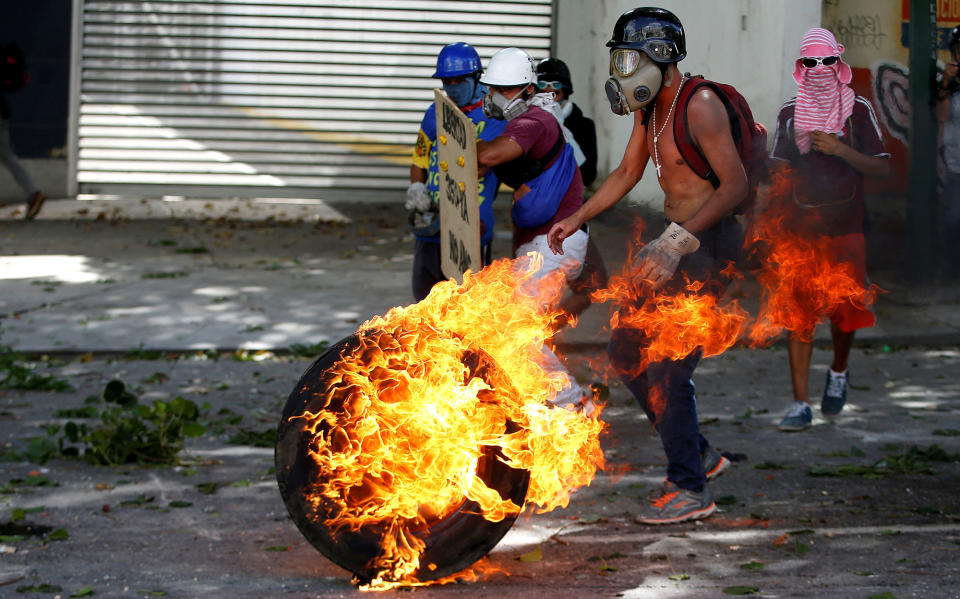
[651,75,686,178]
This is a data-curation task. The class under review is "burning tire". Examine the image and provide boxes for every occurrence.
[275,330,530,585]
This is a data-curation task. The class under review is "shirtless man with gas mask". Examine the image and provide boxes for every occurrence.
[547,7,748,525]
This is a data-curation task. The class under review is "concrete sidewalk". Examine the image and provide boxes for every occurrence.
[2,196,959,354]
[1,197,959,598]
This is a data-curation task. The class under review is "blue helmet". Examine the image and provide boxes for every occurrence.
[433,42,482,78]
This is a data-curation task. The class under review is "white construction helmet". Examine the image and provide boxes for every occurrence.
[480,47,536,87]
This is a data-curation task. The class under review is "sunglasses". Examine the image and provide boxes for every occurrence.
[536,80,563,91]
[801,56,839,68]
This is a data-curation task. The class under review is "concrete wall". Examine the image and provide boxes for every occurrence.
[554,0,821,208]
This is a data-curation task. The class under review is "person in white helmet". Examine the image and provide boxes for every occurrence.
[476,47,594,416]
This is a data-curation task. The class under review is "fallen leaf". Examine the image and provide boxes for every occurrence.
[773,533,788,547]
[517,546,542,563]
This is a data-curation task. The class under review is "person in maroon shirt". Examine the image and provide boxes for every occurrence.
[476,47,594,416]
[770,28,890,432]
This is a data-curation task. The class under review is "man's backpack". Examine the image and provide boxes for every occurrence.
[673,75,768,215]
[1,42,29,93]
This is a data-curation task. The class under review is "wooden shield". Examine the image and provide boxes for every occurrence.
[435,90,482,283]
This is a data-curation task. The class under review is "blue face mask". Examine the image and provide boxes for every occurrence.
[443,79,476,107]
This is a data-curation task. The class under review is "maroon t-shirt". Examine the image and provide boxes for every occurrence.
[502,106,584,248]
[770,96,888,236]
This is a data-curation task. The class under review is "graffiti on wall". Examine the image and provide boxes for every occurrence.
[871,59,910,145]
[833,13,889,50]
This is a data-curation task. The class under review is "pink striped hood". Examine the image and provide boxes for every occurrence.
[793,28,855,154]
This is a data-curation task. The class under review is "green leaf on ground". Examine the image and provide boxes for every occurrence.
[16,583,63,593]
[10,475,58,487]
[739,561,764,570]
[933,428,960,437]
[168,501,192,508]
[47,528,69,541]
[0,534,25,542]
[598,561,617,572]
[288,341,331,358]
[69,586,95,597]
[196,482,221,495]
[517,546,542,562]
[264,545,289,552]
[854,570,874,575]
[754,461,792,470]
[227,428,275,447]
[668,574,689,581]
[119,494,154,506]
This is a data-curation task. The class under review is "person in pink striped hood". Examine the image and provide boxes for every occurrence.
[770,27,891,432]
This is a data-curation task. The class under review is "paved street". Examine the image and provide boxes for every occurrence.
[1,198,959,598]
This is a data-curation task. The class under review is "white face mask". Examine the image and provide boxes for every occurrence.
[482,89,528,121]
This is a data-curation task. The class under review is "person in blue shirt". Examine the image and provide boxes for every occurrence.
[406,42,506,302]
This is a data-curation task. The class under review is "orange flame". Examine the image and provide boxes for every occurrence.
[591,231,749,381]
[746,166,881,344]
[293,255,605,588]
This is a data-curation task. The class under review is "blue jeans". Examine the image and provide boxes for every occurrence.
[608,216,743,493]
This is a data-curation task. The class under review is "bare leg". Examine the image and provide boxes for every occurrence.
[829,321,855,372]
[787,335,813,404]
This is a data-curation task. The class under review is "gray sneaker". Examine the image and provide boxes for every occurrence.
[778,401,812,431]
[635,482,716,525]
[702,445,731,481]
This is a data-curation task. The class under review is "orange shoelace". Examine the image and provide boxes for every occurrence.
[651,491,680,508]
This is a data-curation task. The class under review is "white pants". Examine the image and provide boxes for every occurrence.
[515,228,589,287]
[515,228,592,412]
[0,118,38,195]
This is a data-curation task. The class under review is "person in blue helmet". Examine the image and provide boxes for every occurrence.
[406,42,507,302]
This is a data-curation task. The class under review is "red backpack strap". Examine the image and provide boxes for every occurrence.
[672,76,715,184]
[674,76,752,189]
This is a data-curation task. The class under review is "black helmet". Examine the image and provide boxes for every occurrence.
[951,25,960,52]
[536,57,573,95]
[606,6,686,64]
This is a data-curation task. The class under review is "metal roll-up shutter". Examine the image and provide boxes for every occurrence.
[74,0,554,200]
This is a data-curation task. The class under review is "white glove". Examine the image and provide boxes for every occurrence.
[633,222,700,288]
[404,182,432,212]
